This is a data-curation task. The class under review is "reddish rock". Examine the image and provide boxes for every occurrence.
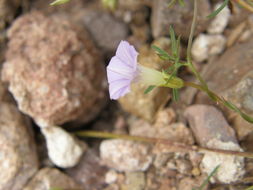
[184,105,237,145]
[0,102,38,190]
[2,11,107,127]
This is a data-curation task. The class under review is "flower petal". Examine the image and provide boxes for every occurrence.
[107,56,136,82]
[116,41,138,70]
[109,79,130,99]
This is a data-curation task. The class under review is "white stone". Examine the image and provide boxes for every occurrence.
[207,3,231,34]
[100,139,152,172]
[105,170,118,184]
[201,139,245,184]
[192,34,226,62]
[41,126,86,168]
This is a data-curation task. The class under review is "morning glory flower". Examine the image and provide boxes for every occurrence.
[107,41,184,100]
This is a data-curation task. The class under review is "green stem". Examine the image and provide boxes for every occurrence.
[186,0,208,89]
[233,0,253,12]
[75,130,253,158]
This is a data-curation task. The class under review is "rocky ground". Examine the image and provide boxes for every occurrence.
[0,0,253,190]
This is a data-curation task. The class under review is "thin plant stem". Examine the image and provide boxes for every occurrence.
[75,130,253,158]
[232,0,253,12]
[186,0,208,89]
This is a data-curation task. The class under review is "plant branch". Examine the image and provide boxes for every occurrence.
[75,130,253,158]
[232,0,253,12]
[186,0,208,89]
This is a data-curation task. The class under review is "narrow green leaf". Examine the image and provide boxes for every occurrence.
[223,99,253,123]
[175,36,181,62]
[169,26,177,57]
[144,85,156,94]
[207,0,229,19]
[193,165,220,190]
[50,0,70,5]
[151,45,174,61]
[172,88,179,101]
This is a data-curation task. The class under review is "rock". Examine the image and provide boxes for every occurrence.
[223,70,253,139]
[0,0,25,30]
[130,119,194,145]
[184,105,238,145]
[207,3,231,34]
[23,168,83,190]
[66,149,108,189]
[151,0,211,39]
[154,108,176,127]
[100,139,152,172]
[196,40,253,139]
[175,159,193,175]
[0,80,13,103]
[191,34,226,62]
[2,11,106,127]
[41,126,86,168]
[178,176,209,190]
[0,102,38,190]
[81,10,129,53]
[119,38,172,122]
[197,40,253,102]
[184,105,245,183]
[105,170,118,184]
[122,172,146,190]
[201,139,245,184]
[146,169,177,190]
[118,0,151,10]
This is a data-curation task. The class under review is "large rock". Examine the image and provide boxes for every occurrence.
[81,10,129,53]
[23,168,83,190]
[151,0,211,39]
[2,11,106,127]
[0,102,38,190]
[184,105,245,183]
[196,40,253,139]
[184,105,238,145]
[119,38,172,122]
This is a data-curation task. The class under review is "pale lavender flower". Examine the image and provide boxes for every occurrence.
[107,41,184,100]
[107,41,139,100]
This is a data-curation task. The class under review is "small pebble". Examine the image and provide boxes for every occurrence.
[207,3,231,34]
[42,126,86,168]
[100,139,152,172]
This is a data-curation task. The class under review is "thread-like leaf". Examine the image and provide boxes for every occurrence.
[193,165,220,190]
[207,0,229,18]
[151,45,174,61]
[172,88,179,101]
[144,85,156,94]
